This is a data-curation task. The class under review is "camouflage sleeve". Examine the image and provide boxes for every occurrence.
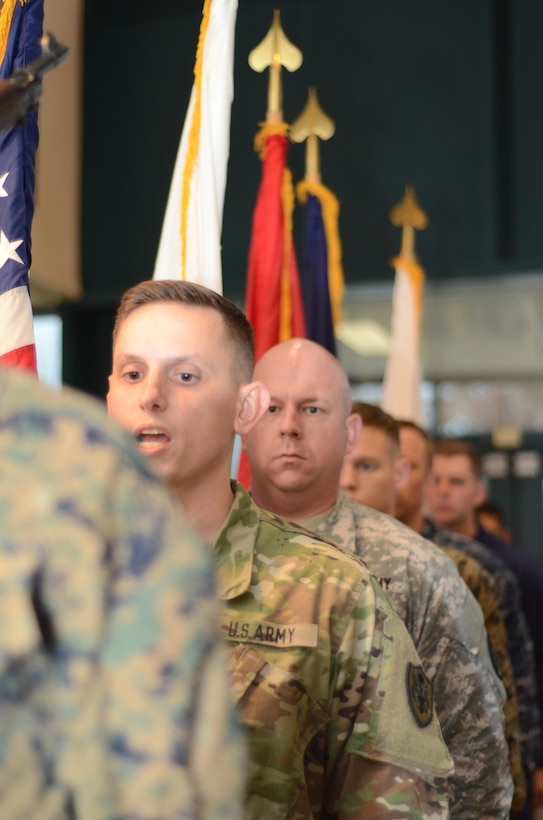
[321,576,453,818]
[417,580,513,818]
[441,546,526,812]
[495,567,542,775]
[52,448,247,819]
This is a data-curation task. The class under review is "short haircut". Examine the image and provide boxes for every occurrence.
[432,439,482,479]
[112,280,255,382]
[475,499,506,526]
[397,419,434,468]
[351,402,400,448]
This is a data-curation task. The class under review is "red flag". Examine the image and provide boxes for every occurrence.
[239,125,306,486]
[245,126,306,361]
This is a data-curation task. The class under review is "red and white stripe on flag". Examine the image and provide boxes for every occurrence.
[0,285,37,369]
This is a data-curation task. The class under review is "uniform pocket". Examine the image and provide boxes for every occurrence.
[227,643,328,818]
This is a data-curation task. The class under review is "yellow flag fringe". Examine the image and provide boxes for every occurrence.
[0,0,19,69]
[253,121,290,158]
[279,166,295,341]
[179,0,212,279]
[297,179,345,326]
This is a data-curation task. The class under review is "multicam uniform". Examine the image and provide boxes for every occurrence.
[0,368,245,819]
[303,493,513,819]
[212,483,453,819]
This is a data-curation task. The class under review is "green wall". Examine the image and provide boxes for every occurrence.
[72,0,543,395]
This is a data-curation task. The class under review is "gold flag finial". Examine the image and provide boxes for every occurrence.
[248,9,303,123]
[290,87,335,183]
[390,185,428,262]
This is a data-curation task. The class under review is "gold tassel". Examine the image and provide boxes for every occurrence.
[253,121,290,158]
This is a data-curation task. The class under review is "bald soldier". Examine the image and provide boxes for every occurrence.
[243,338,513,819]
[107,279,454,819]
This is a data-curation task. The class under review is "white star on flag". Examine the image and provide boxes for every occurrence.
[0,172,8,197]
[0,230,23,269]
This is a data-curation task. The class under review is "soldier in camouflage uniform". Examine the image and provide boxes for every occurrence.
[396,419,542,815]
[341,402,525,811]
[244,338,514,819]
[0,365,246,819]
[107,279,454,818]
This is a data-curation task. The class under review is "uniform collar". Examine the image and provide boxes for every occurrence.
[209,481,258,601]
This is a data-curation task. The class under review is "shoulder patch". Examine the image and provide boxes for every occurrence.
[406,662,433,728]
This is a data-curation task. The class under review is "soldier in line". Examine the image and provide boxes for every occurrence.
[426,438,543,818]
[243,337,513,819]
[0,365,245,819]
[340,401,526,813]
[107,279,454,819]
[395,419,542,820]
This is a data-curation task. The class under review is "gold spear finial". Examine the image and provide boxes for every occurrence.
[289,87,335,183]
[248,9,303,124]
[390,185,428,262]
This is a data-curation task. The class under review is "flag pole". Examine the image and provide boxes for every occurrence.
[382,185,428,422]
[290,87,344,352]
[244,8,305,360]
[238,10,304,486]
[389,184,428,263]
[248,9,302,125]
[290,86,335,183]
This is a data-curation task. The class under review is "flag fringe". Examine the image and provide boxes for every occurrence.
[0,0,19,68]
[297,179,344,326]
[179,0,212,278]
[279,166,296,340]
[253,122,290,158]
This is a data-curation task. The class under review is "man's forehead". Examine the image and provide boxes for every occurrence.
[433,453,474,475]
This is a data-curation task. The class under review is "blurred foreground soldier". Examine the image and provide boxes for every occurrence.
[340,403,525,811]
[107,279,454,819]
[0,366,245,819]
[244,338,513,819]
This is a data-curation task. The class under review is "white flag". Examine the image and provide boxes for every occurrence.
[153,0,238,294]
[381,259,424,423]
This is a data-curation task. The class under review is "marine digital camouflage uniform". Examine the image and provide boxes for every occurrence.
[0,368,246,819]
[212,483,453,819]
[439,543,526,812]
[304,493,513,819]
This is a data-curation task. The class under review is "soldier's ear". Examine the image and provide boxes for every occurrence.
[394,455,411,491]
[345,413,363,454]
[474,479,487,508]
[235,382,270,436]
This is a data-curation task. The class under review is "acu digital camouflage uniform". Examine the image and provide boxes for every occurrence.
[439,543,526,812]
[0,368,246,819]
[303,493,513,819]
[422,518,542,795]
[212,482,453,819]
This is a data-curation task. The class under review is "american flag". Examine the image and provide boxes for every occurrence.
[0,0,43,372]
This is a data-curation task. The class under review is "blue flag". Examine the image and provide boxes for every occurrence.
[300,192,337,355]
[0,0,43,371]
